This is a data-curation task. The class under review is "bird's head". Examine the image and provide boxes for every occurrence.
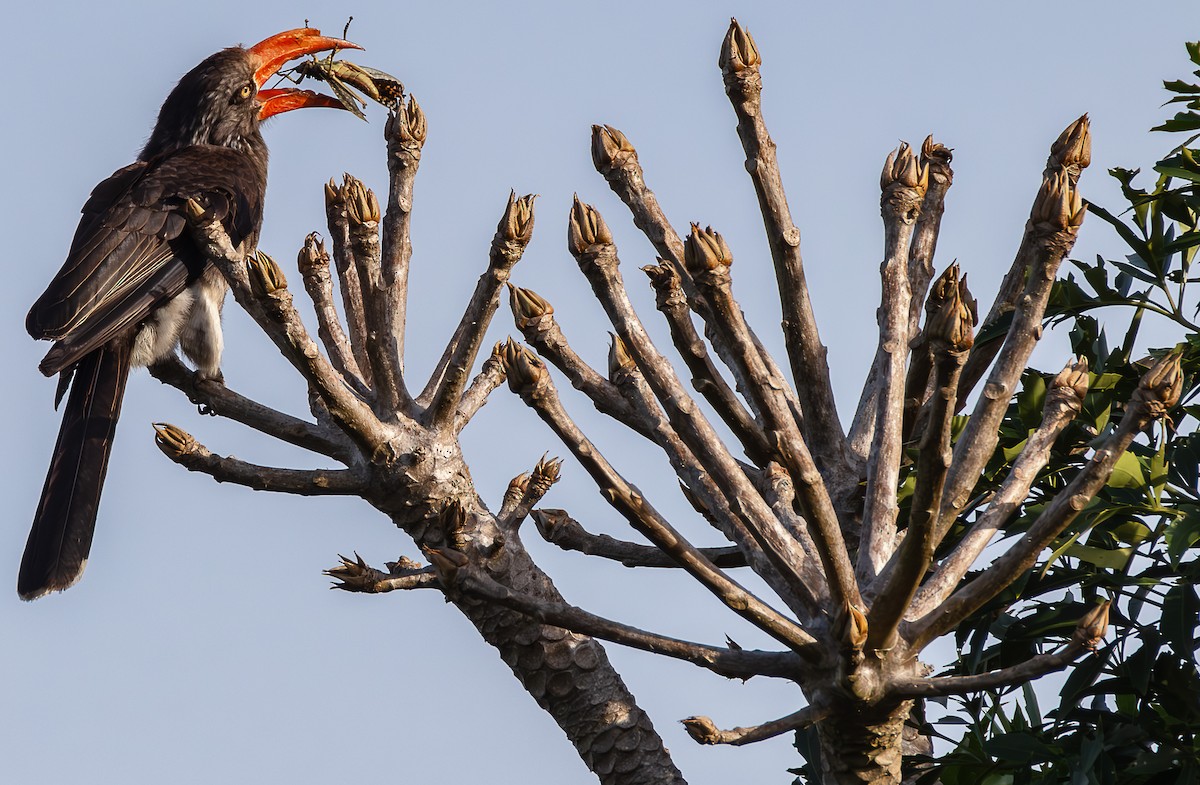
[143,27,360,158]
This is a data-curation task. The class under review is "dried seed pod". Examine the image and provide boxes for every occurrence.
[1073,600,1110,650]
[591,124,636,172]
[508,284,554,329]
[499,191,537,245]
[1136,350,1185,414]
[607,333,636,378]
[833,601,869,651]
[504,473,531,507]
[567,196,613,254]
[1050,114,1092,171]
[529,455,563,499]
[1050,356,1090,403]
[501,339,548,391]
[342,176,380,225]
[297,232,330,274]
[680,716,722,745]
[684,224,733,274]
[248,251,287,296]
[718,18,760,72]
[152,422,195,458]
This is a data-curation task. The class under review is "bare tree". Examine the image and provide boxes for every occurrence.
[145,19,1182,785]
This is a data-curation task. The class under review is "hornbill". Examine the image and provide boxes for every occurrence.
[19,28,360,600]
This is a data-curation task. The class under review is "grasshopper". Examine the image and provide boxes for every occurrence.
[284,18,405,120]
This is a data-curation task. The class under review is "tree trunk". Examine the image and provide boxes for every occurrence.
[815,700,912,785]
[376,435,686,785]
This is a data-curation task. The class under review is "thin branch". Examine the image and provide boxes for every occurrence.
[342,176,407,416]
[152,423,367,495]
[958,115,1091,402]
[324,177,375,388]
[564,204,826,616]
[148,355,356,463]
[684,225,858,610]
[681,705,828,746]
[296,232,369,395]
[326,553,439,593]
[502,344,820,657]
[426,193,536,425]
[866,271,972,652]
[890,641,1088,698]
[642,261,771,464]
[607,335,825,615]
[533,509,748,568]
[185,214,386,453]
[939,168,1087,527]
[508,285,656,441]
[436,553,804,680]
[496,456,561,531]
[454,342,508,432]
[589,125,809,474]
[907,357,1179,653]
[380,99,426,380]
[719,20,849,476]
[909,358,1087,618]
[907,137,955,338]
[858,144,929,585]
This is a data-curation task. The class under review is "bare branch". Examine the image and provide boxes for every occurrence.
[152,423,367,495]
[891,643,1086,698]
[296,232,369,396]
[508,284,656,440]
[454,341,509,431]
[606,334,825,615]
[380,98,427,374]
[148,355,356,463]
[683,225,859,610]
[496,455,561,531]
[324,177,375,388]
[867,271,972,651]
[533,509,748,569]
[426,192,536,425]
[589,125,807,474]
[184,216,386,453]
[642,261,770,464]
[434,550,804,680]
[502,343,820,657]
[907,356,1180,653]
[342,175,409,416]
[681,705,827,746]
[907,136,955,337]
[940,167,1087,527]
[894,602,1109,697]
[719,19,849,475]
[857,144,930,585]
[325,553,439,593]
[958,115,1091,402]
[564,203,826,615]
[910,358,1088,618]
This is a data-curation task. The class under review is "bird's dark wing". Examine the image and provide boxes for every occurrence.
[28,145,264,376]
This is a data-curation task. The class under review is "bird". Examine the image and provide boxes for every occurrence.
[19,28,361,600]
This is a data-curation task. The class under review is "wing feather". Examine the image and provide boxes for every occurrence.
[28,145,264,374]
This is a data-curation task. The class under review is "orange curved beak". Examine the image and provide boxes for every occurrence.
[247,27,363,120]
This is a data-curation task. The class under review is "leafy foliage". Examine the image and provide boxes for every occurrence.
[920,40,1200,785]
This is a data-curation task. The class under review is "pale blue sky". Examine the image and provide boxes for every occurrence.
[3,2,1197,782]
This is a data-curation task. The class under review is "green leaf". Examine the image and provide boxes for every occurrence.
[1107,451,1146,489]
[1161,583,1200,657]
[1064,543,1133,570]
[1166,506,1200,567]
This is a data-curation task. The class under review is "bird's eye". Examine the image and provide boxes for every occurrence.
[237,84,254,101]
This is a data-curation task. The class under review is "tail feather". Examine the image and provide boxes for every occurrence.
[19,343,130,600]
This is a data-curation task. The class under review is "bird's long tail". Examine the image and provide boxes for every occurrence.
[19,342,131,600]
